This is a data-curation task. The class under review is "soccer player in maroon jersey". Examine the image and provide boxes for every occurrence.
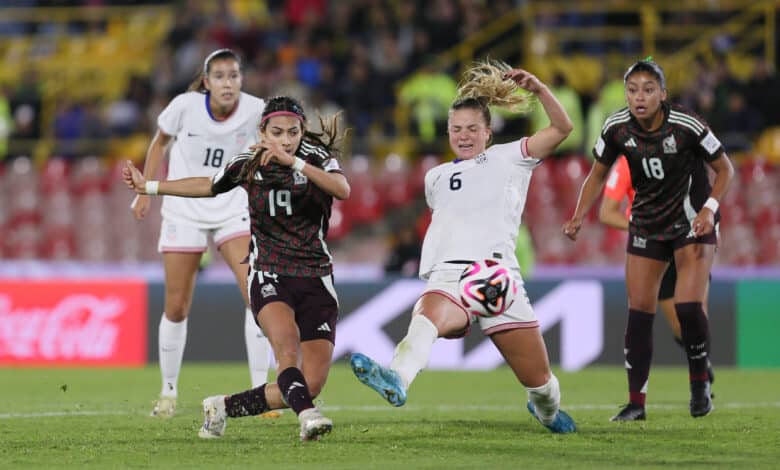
[600,156,715,387]
[123,96,350,441]
[563,59,734,421]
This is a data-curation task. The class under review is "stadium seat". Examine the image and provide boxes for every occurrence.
[718,223,757,265]
[410,154,441,197]
[415,209,432,242]
[40,157,70,194]
[40,225,77,260]
[343,155,384,225]
[70,156,108,196]
[42,190,74,229]
[3,213,43,259]
[532,224,574,264]
[327,199,352,242]
[378,153,414,209]
[756,225,780,265]
[553,154,590,205]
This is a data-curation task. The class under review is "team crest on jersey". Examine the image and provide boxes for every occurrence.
[662,135,677,154]
[293,170,308,185]
[261,283,277,298]
[475,153,487,164]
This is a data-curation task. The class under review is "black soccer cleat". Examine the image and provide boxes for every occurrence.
[689,380,713,418]
[610,402,646,422]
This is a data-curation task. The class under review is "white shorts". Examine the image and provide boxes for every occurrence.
[422,269,539,336]
[158,214,250,253]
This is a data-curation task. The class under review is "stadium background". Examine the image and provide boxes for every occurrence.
[0,0,778,369]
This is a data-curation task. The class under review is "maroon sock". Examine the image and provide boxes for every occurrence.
[625,309,655,406]
[675,302,710,382]
[225,384,269,417]
[277,367,315,415]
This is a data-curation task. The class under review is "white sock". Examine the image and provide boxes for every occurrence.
[527,374,561,425]
[158,315,187,398]
[389,314,439,390]
[245,308,271,388]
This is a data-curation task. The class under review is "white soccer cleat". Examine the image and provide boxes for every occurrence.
[198,395,228,439]
[298,407,332,442]
[150,396,177,418]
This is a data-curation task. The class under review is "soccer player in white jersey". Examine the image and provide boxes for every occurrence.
[130,49,273,418]
[350,60,577,433]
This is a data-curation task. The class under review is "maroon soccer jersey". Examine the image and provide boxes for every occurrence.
[211,140,343,276]
[593,103,724,240]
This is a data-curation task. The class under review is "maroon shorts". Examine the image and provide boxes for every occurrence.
[626,228,718,262]
[248,270,339,343]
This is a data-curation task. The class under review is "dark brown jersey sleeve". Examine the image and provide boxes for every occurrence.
[211,152,252,195]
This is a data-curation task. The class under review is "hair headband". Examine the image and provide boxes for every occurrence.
[203,48,238,75]
[260,111,305,125]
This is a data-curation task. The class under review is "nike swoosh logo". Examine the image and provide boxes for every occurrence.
[187,133,200,137]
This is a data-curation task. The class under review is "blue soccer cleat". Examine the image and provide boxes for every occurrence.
[350,353,407,407]
[527,401,577,433]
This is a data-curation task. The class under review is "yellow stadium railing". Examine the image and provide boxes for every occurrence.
[393,0,779,154]
[1,5,173,164]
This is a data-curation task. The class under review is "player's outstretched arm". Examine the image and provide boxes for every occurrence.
[503,69,573,158]
[123,160,215,198]
[563,160,611,240]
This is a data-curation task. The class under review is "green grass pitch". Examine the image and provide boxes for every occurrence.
[1,364,778,469]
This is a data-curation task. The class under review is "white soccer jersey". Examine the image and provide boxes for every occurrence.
[157,91,264,227]
[419,138,540,279]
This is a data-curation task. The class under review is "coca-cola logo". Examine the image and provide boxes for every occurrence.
[0,294,125,360]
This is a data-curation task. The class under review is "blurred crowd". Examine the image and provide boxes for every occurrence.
[0,0,778,269]
[2,1,778,160]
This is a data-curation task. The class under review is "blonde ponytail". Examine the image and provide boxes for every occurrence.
[456,60,534,115]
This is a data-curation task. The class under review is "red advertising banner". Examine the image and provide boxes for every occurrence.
[0,279,147,366]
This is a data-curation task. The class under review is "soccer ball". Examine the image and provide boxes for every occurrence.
[458,259,517,318]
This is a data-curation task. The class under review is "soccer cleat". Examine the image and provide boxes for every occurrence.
[150,396,176,418]
[610,403,646,421]
[689,380,713,418]
[350,353,407,407]
[526,401,577,433]
[198,395,228,439]
[298,407,333,441]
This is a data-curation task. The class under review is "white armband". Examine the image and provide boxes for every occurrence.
[703,197,719,213]
[292,157,307,172]
[145,180,160,195]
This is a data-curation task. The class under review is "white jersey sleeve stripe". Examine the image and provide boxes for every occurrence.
[669,110,705,133]
[601,109,631,133]
[669,117,704,136]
